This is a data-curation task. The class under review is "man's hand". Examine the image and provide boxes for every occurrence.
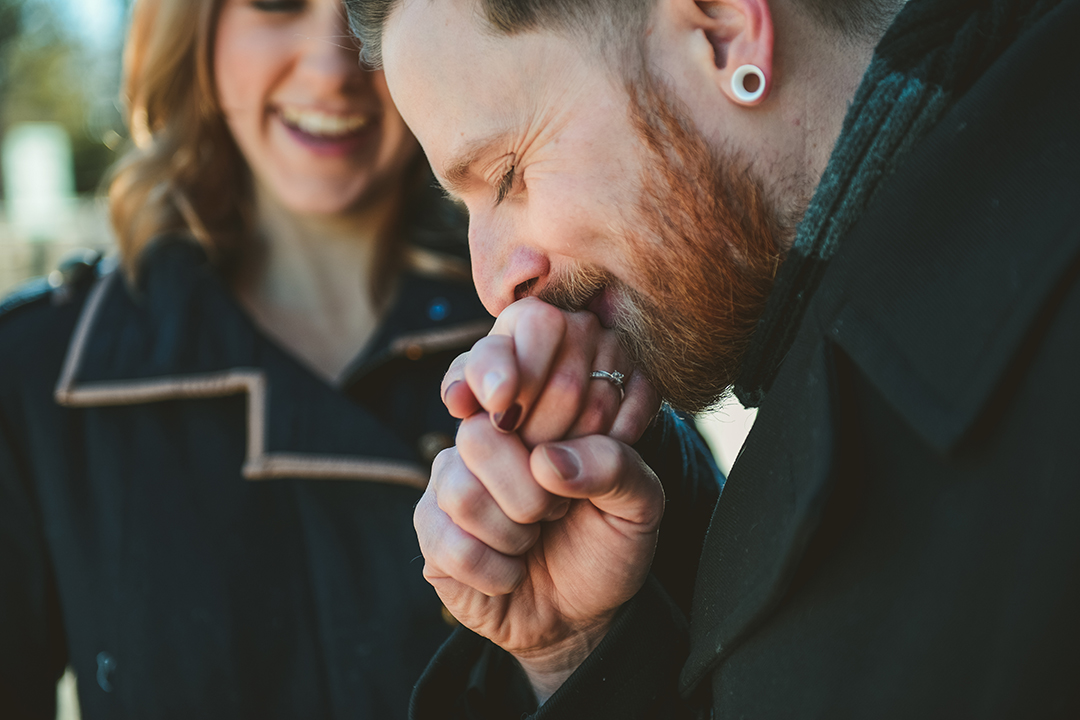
[416,298,665,701]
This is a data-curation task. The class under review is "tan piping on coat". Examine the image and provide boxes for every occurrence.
[53,272,433,489]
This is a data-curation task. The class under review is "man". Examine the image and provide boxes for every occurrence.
[348,0,1080,715]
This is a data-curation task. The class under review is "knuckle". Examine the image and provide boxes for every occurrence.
[430,446,459,479]
[546,367,586,402]
[503,492,550,525]
[523,299,566,332]
[413,492,438,538]
[454,415,490,459]
[436,473,485,520]
[596,435,630,476]
[444,531,490,579]
[469,334,504,358]
[508,295,539,314]
[446,352,470,376]
[571,309,602,335]
[577,392,616,435]
[506,525,541,556]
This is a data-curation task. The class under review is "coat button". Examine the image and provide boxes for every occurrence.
[96,651,116,692]
[418,432,453,463]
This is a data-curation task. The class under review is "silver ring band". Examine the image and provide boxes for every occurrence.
[590,370,625,398]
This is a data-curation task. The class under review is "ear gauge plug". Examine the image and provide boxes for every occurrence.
[731,64,766,103]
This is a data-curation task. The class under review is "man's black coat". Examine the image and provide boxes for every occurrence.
[411,0,1080,715]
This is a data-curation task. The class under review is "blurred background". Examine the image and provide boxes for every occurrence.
[0,0,126,297]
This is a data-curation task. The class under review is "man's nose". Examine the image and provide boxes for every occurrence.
[468,212,550,316]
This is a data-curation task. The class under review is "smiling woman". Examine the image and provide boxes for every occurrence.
[0,0,726,717]
[0,0,498,716]
[211,0,418,219]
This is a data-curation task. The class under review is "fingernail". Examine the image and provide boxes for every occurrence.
[543,444,581,482]
[482,370,505,404]
[442,380,461,404]
[545,499,571,522]
[492,402,522,433]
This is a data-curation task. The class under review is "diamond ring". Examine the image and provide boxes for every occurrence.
[590,370,626,399]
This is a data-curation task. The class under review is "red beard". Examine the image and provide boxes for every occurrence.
[541,76,787,413]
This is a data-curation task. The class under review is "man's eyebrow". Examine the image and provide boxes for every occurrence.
[438,130,514,199]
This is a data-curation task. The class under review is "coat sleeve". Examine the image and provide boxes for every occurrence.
[0,398,67,717]
[409,408,721,720]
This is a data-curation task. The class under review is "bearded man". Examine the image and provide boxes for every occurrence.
[348,0,1080,715]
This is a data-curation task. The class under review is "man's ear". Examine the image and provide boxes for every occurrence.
[682,0,775,106]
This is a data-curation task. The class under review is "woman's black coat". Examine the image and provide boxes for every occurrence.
[0,238,722,719]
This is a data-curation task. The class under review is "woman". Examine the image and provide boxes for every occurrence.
[0,0,721,717]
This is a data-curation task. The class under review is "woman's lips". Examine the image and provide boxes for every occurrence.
[276,107,376,158]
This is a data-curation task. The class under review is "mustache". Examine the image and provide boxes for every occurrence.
[536,264,612,313]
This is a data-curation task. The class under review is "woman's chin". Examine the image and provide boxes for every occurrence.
[261,176,373,218]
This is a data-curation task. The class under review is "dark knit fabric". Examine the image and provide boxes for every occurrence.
[734,0,1060,407]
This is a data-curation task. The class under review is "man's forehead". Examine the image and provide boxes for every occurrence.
[382,0,571,161]
[385,0,503,70]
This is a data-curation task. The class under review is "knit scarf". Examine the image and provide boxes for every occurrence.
[733,0,1060,407]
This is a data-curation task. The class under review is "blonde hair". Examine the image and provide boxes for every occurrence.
[108,0,248,278]
[110,0,459,297]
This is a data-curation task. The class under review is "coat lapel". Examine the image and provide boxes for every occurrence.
[681,312,840,692]
[54,238,491,488]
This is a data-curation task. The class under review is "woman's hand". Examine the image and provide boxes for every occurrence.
[440,297,660,447]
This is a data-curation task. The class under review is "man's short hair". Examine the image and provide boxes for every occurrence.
[346,0,901,69]
[347,0,651,68]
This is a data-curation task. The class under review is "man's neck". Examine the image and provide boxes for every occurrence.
[737,0,894,233]
[786,10,885,189]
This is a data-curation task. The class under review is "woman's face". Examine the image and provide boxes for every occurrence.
[213,0,419,216]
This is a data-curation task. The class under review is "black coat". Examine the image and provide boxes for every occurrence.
[409,0,1080,716]
[0,237,725,718]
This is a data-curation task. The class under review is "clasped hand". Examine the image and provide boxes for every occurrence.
[414,298,666,701]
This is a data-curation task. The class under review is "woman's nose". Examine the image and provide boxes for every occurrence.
[295,2,366,91]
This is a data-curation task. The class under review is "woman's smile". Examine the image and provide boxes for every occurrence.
[275,105,377,158]
[215,0,417,215]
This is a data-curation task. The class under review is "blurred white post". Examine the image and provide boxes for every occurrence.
[2,122,77,242]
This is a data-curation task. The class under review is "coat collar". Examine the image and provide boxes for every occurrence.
[822,0,1080,455]
[682,0,1080,691]
[53,237,492,488]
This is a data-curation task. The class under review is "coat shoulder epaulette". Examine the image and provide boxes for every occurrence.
[0,276,54,322]
[0,249,104,326]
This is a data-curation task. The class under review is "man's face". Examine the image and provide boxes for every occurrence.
[383,0,784,411]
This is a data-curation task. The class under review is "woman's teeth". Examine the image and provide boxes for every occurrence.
[279,107,369,138]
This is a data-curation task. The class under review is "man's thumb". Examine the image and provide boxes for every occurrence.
[530,436,665,528]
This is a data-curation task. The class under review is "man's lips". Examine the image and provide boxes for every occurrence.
[587,287,616,327]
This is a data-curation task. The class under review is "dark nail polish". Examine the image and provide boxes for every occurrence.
[493,402,522,433]
[544,445,581,482]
